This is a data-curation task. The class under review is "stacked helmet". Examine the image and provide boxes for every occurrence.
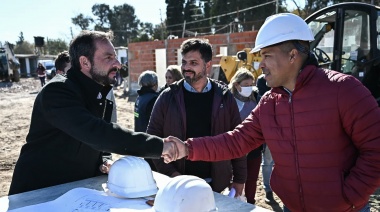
[251,13,314,53]
[153,175,217,212]
[107,156,158,198]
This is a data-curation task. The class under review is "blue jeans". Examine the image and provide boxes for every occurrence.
[261,144,274,193]
[283,203,371,212]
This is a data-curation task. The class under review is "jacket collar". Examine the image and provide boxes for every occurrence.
[137,86,157,95]
[67,69,113,100]
[294,64,318,89]
[170,78,230,96]
[272,52,320,94]
[183,78,212,93]
[272,64,318,94]
[293,52,319,91]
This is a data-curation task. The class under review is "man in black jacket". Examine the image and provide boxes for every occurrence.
[9,30,176,195]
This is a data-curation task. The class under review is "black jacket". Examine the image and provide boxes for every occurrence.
[9,69,163,195]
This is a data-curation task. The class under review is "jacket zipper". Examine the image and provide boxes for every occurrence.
[283,87,306,211]
[284,87,292,103]
[102,99,107,119]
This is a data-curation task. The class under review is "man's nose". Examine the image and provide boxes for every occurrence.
[114,59,122,69]
[182,63,191,70]
[259,61,265,69]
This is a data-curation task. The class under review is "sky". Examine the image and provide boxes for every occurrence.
[0,0,167,44]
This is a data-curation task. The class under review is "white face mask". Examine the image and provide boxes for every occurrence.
[239,86,253,97]
[253,62,260,70]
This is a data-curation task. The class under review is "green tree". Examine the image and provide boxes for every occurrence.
[46,39,68,55]
[201,0,212,34]
[108,4,140,46]
[92,4,111,31]
[71,3,152,45]
[209,0,283,34]
[287,0,339,18]
[166,0,185,37]
[72,14,94,30]
[303,0,335,18]
[14,41,34,54]
[239,0,285,31]
[152,22,168,40]
[132,22,154,42]
[183,0,204,36]
[210,0,231,34]
[16,32,24,45]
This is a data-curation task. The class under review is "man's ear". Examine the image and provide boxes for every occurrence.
[205,60,212,75]
[289,49,298,62]
[206,60,212,69]
[79,56,91,70]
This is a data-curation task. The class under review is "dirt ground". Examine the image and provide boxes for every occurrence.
[0,77,379,212]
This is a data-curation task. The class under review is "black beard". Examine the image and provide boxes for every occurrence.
[90,67,117,86]
[183,67,206,84]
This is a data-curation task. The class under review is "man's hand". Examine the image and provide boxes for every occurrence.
[162,136,188,163]
[99,160,114,174]
[231,182,245,197]
[162,137,179,163]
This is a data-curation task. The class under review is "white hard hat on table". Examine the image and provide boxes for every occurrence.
[153,175,218,212]
[251,13,314,53]
[107,156,158,198]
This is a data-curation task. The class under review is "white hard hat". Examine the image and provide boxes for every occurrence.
[153,175,218,212]
[251,13,314,53]
[107,156,158,198]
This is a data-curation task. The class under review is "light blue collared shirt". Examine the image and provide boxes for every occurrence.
[183,78,212,93]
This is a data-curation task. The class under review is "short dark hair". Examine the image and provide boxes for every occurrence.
[55,51,70,71]
[278,40,310,61]
[69,30,114,71]
[180,38,213,63]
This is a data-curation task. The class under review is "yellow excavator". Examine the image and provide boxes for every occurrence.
[211,48,262,84]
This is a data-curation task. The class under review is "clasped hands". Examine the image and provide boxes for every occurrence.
[162,136,188,163]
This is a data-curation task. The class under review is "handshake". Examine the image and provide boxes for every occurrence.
[161,136,189,163]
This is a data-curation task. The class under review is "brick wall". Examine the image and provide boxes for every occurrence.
[127,31,257,94]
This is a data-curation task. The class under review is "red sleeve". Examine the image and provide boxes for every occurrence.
[187,108,265,161]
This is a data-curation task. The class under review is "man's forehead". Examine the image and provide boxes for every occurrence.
[182,51,202,61]
[260,46,278,54]
[95,40,116,54]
